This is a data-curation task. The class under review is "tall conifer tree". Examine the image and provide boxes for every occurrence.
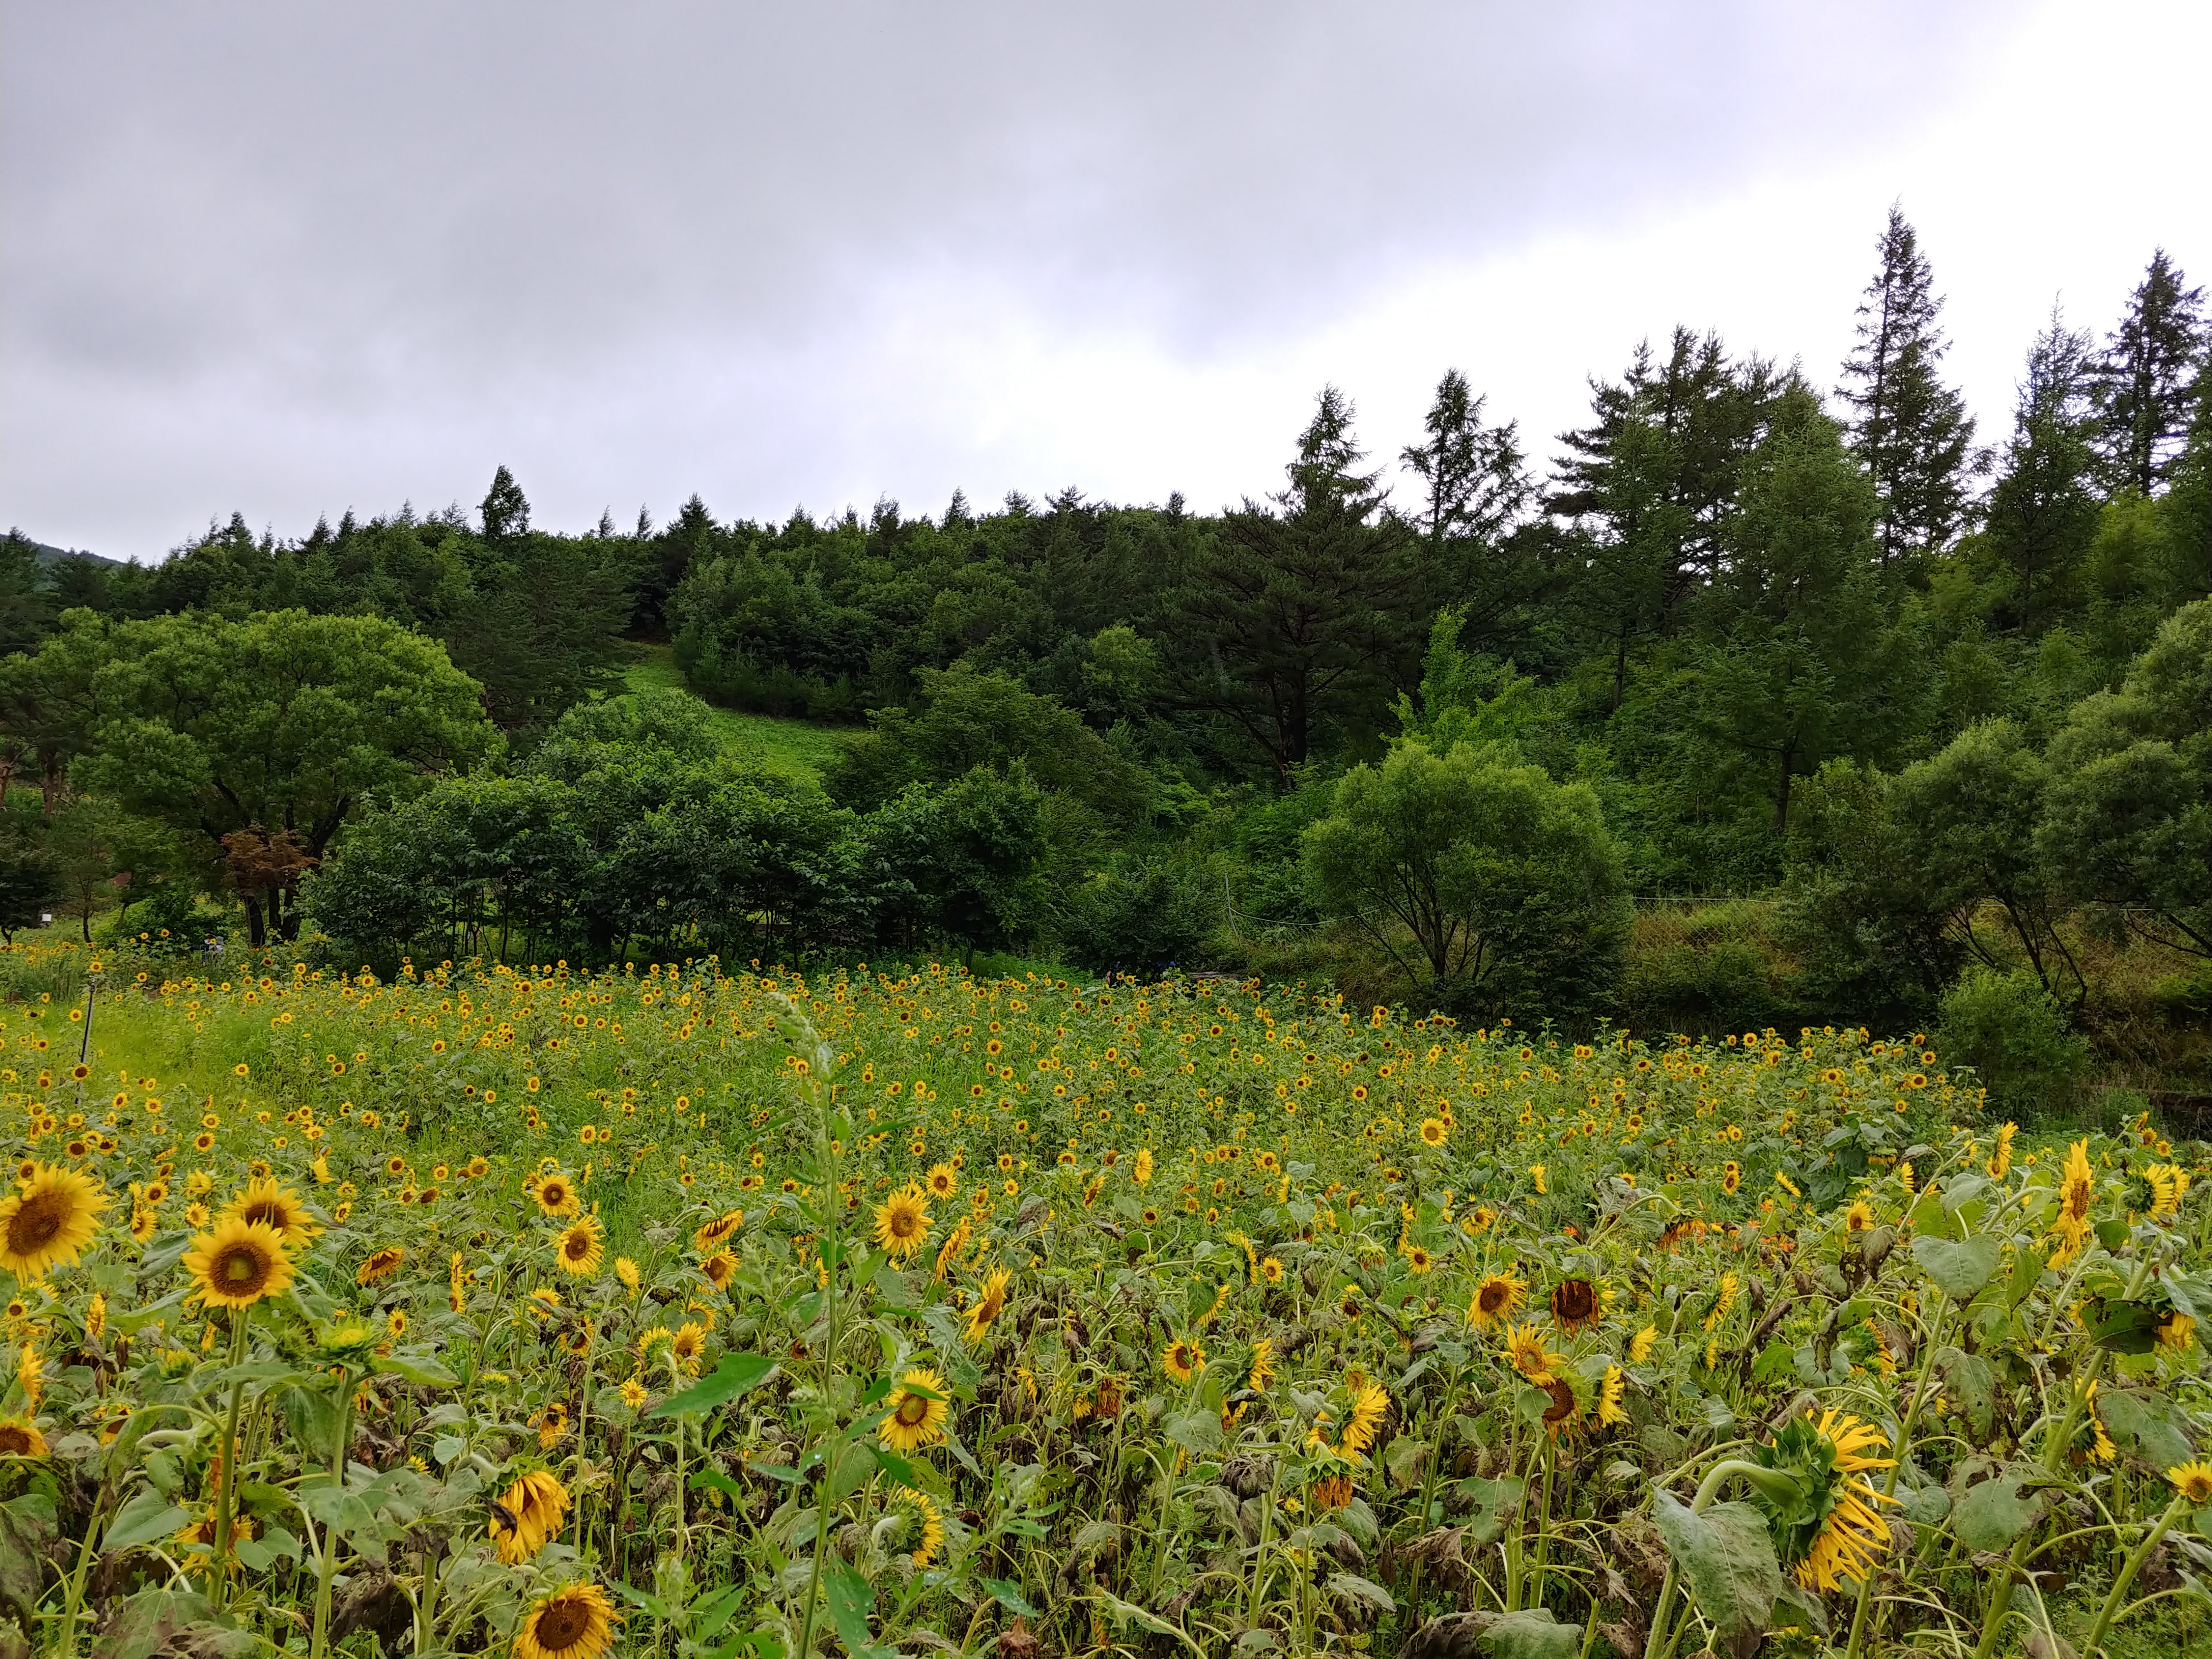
[1985,312,2101,630]
[2092,249,2207,497]
[1838,207,1975,568]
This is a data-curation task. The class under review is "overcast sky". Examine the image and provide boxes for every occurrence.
[5,1,2207,560]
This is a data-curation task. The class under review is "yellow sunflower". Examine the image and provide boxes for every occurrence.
[701,1250,737,1291]
[489,1468,571,1564]
[1418,1117,1447,1148]
[1592,1364,1628,1428]
[2167,1461,2212,1506]
[1161,1337,1205,1385]
[2051,1139,2095,1260]
[533,1173,581,1219]
[513,1582,621,1659]
[1340,1376,1389,1458]
[964,1268,1010,1344]
[356,1245,406,1285]
[219,1176,321,1249]
[903,1487,946,1566]
[183,1217,295,1309]
[1772,1409,1897,1593]
[0,1414,48,1458]
[553,1215,605,1278]
[879,1368,949,1452]
[691,1211,742,1254]
[667,1320,708,1374]
[1467,1270,1527,1330]
[1502,1321,1563,1384]
[873,1183,933,1261]
[924,1162,959,1201]
[0,1163,109,1281]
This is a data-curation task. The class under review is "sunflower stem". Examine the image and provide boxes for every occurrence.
[309,1370,356,1659]
[2082,1490,2188,1657]
[1842,1296,1947,1659]
[210,1312,250,1613]
[790,1005,841,1659]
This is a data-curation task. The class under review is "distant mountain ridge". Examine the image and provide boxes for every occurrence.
[12,535,125,569]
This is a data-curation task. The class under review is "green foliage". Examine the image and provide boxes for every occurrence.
[1051,856,1218,976]
[1302,736,1629,1021]
[1935,966,2091,1120]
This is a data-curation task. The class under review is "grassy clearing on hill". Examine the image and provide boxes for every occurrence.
[622,647,847,783]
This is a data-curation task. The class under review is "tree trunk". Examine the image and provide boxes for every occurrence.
[242,892,268,949]
[1773,741,1797,835]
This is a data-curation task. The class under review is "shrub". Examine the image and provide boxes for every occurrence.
[1935,965,2091,1122]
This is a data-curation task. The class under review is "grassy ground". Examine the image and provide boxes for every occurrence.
[622,644,847,782]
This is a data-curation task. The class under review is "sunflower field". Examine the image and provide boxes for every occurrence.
[1,939,2209,1659]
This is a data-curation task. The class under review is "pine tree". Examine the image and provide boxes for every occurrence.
[1984,311,2101,630]
[1838,207,1976,568]
[1399,369,1542,655]
[1550,329,1780,708]
[2093,249,2207,497]
[479,465,531,544]
[1163,387,1417,777]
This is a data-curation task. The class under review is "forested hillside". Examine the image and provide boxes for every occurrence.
[4,215,2207,1116]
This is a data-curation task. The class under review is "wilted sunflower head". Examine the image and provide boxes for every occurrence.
[1550,1277,1600,1334]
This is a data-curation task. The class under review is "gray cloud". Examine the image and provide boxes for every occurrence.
[5,1,2031,552]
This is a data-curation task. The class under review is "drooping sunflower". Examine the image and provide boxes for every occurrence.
[691,1211,742,1255]
[488,1468,571,1564]
[1161,1338,1205,1385]
[513,1581,621,1659]
[1986,1121,2017,1180]
[219,1177,321,1249]
[0,1414,48,1458]
[902,1487,946,1566]
[536,1401,569,1449]
[2157,1309,2197,1352]
[553,1215,605,1278]
[1503,1321,1564,1384]
[1629,1324,1658,1362]
[356,1246,406,1286]
[2167,1461,2212,1506]
[1757,1409,1898,1593]
[873,1183,933,1262]
[701,1250,737,1291]
[879,1368,949,1453]
[1312,1473,1354,1512]
[183,1217,295,1309]
[1467,1270,1527,1330]
[0,1163,109,1281]
[964,1268,1010,1344]
[2051,1139,2095,1260]
[173,1508,255,1577]
[1550,1277,1601,1334]
[1540,1376,1580,1439]
[1339,1376,1390,1458]
[1592,1364,1629,1428]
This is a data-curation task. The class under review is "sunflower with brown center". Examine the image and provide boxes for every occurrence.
[0,1415,48,1458]
[219,1176,321,1249]
[553,1215,604,1278]
[879,1368,949,1452]
[1467,1271,1526,1330]
[0,1163,109,1281]
[691,1211,742,1254]
[183,1218,295,1309]
[514,1582,621,1659]
[701,1250,737,1290]
[533,1174,581,1219]
[1161,1338,1205,1385]
[1550,1277,1600,1334]
[964,1268,1010,1344]
[873,1183,933,1261]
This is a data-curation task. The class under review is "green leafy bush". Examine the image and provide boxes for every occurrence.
[1935,965,2091,1121]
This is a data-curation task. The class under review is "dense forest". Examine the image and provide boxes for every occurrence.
[4,213,2207,1115]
